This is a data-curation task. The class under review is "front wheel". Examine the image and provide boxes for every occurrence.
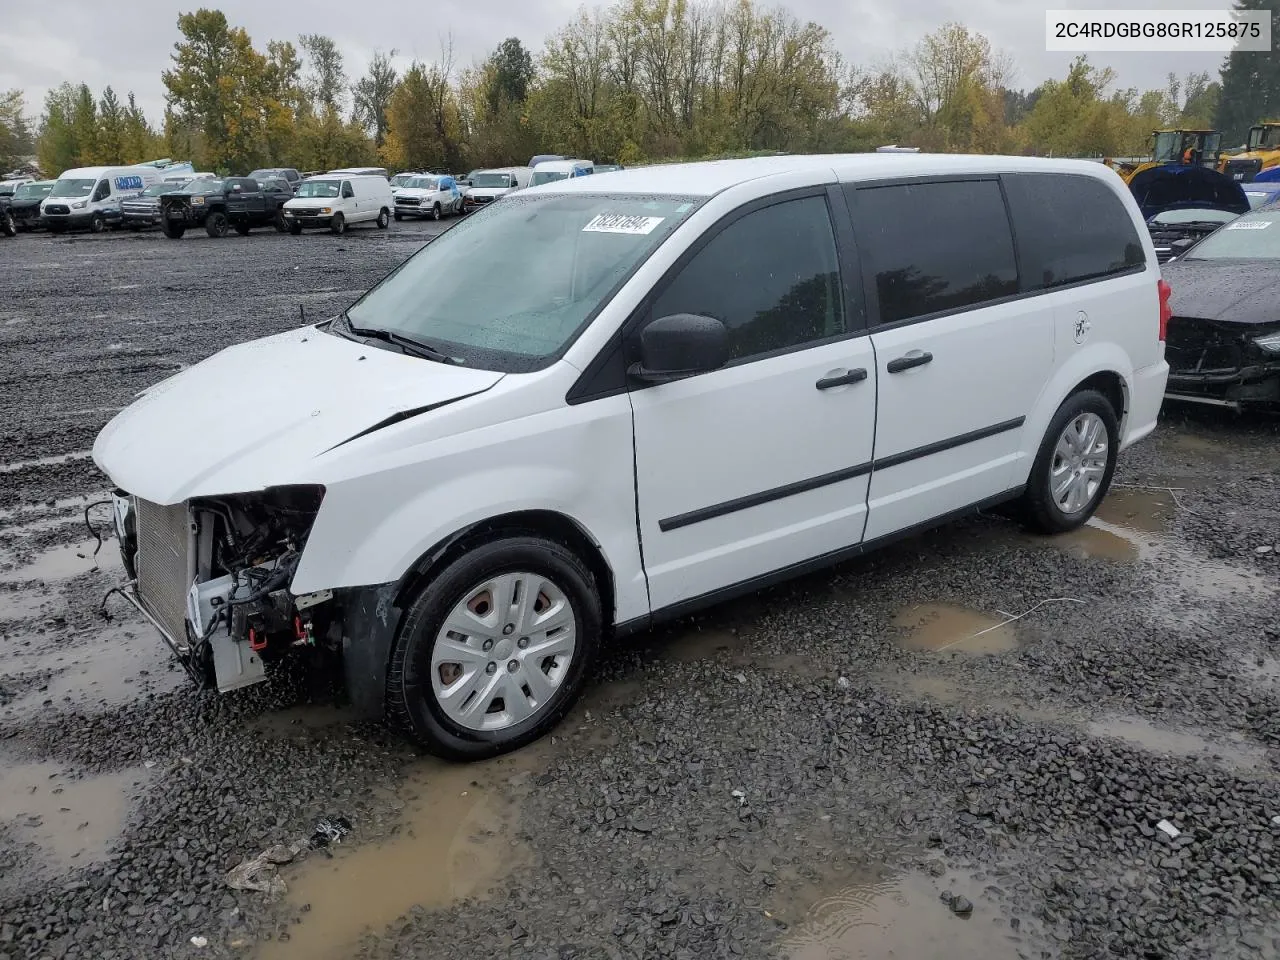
[1019,389,1119,534]
[234,221,251,236]
[274,210,288,232]
[0,212,15,237]
[393,210,403,221]
[90,214,106,234]
[330,212,345,235]
[384,536,602,759]
[376,208,389,229]
[161,220,185,239]
[288,222,302,235]
[205,211,229,238]
[432,202,442,221]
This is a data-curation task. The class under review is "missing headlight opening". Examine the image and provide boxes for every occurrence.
[108,485,331,693]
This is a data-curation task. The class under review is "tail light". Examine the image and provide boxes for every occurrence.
[1157,278,1171,342]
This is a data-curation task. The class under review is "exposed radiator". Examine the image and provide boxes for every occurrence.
[134,499,193,646]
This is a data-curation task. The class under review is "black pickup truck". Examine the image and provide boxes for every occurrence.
[159,177,292,239]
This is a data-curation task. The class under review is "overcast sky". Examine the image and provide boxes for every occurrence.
[0,0,1232,125]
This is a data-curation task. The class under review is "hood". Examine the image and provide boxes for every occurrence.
[93,324,504,505]
[10,196,44,210]
[394,187,435,199]
[1129,165,1250,220]
[1253,166,1280,183]
[285,196,338,207]
[1162,259,1280,325]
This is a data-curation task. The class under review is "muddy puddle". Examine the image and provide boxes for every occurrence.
[0,623,185,719]
[0,758,147,878]
[893,604,1017,655]
[780,868,1022,960]
[0,450,92,474]
[249,704,359,739]
[0,587,63,622]
[1087,715,1267,772]
[257,753,533,960]
[0,536,122,584]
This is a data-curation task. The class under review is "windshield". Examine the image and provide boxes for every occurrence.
[345,194,702,370]
[530,170,569,186]
[1245,190,1280,209]
[471,173,514,188]
[407,177,439,190]
[1184,211,1280,260]
[1151,208,1239,225]
[296,180,340,198]
[178,179,222,194]
[391,174,416,186]
[1248,126,1280,150]
[49,178,95,198]
[141,183,177,197]
[15,183,53,199]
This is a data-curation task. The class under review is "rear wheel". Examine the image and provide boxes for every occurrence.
[330,212,345,235]
[376,208,390,229]
[205,211,229,238]
[384,536,602,759]
[1019,389,1119,534]
[234,221,251,236]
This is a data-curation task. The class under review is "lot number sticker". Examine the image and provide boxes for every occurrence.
[1226,220,1272,230]
[583,213,665,235]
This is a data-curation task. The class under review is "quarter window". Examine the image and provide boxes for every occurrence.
[649,195,845,362]
[1002,173,1145,289]
[851,179,1018,325]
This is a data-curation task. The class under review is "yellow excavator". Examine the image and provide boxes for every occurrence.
[1218,121,1280,182]
[1106,129,1223,183]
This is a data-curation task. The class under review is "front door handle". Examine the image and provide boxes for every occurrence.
[816,368,868,390]
[886,351,933,374]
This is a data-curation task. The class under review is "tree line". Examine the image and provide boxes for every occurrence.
[2,0,1277,178]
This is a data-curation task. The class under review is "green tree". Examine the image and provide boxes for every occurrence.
[162,9,270,172]
[0,90,31,171]
[383,58,464,171]
[1216,0,1280,143]
[352,49,398,147]
[96,87,126,163]
[299,34,346,110]
[71,84,99,165]
[123,93,160,161]
[487,38,534,114]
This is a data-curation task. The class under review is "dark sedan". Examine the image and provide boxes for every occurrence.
[1161,207,1280,408]
[8,180,55,230]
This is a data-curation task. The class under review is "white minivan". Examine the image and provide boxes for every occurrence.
[93,154,1169,759]
[40,165,164,232]
[462,167,532,212]
[282,174,393,234]
[530,159,593,186]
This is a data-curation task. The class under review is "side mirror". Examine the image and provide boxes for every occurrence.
[629,314,729,383]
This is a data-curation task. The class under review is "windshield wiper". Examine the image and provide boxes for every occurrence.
[340,313,461,364]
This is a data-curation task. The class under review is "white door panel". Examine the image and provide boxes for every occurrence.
[864,297,1053,541]
[632,337,877,609]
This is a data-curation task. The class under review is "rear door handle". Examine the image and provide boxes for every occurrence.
[816,368,868,390]
[886,351,933,374]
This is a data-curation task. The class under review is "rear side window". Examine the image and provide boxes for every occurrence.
[851,179,1018,325]
[649,195,845,362]
[1002,173,1145,290]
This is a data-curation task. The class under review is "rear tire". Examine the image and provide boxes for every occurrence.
[330,212,345,235]
[376,208,389,229]
[1019,389,1120,534]
[384,536,602,760]
[205,211,228,238]
[234,222,251,236]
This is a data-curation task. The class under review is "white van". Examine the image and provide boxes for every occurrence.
[282,174,394,234]
[94,154,1168,758]
[529,159,593,186]
[40,165,163,232]
[462,167,532,212]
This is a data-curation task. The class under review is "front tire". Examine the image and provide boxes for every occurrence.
[376,208,389,229]
[432,202,442,221]
[385,536,602,760]
[234,221,251,236]
[288,222,302,235]
[394,210,403,221]
[330,212,345,235]
[161,220,185,239]
[1019,389,1119,534]
[205,211,229,238]
[90,214,106,234]
[0,212,15,237]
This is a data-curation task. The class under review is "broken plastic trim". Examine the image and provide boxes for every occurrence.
[322,390,489,453]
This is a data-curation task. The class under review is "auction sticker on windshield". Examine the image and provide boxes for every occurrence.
[1227,221,1272,230]
[583,214,665,235]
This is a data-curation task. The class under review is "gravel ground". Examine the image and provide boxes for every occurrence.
[1,223,1278,960]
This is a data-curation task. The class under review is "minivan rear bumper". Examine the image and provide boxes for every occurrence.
[1122,358,1170,449]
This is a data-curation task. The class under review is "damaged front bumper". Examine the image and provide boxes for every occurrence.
[1165,318,1280,407]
